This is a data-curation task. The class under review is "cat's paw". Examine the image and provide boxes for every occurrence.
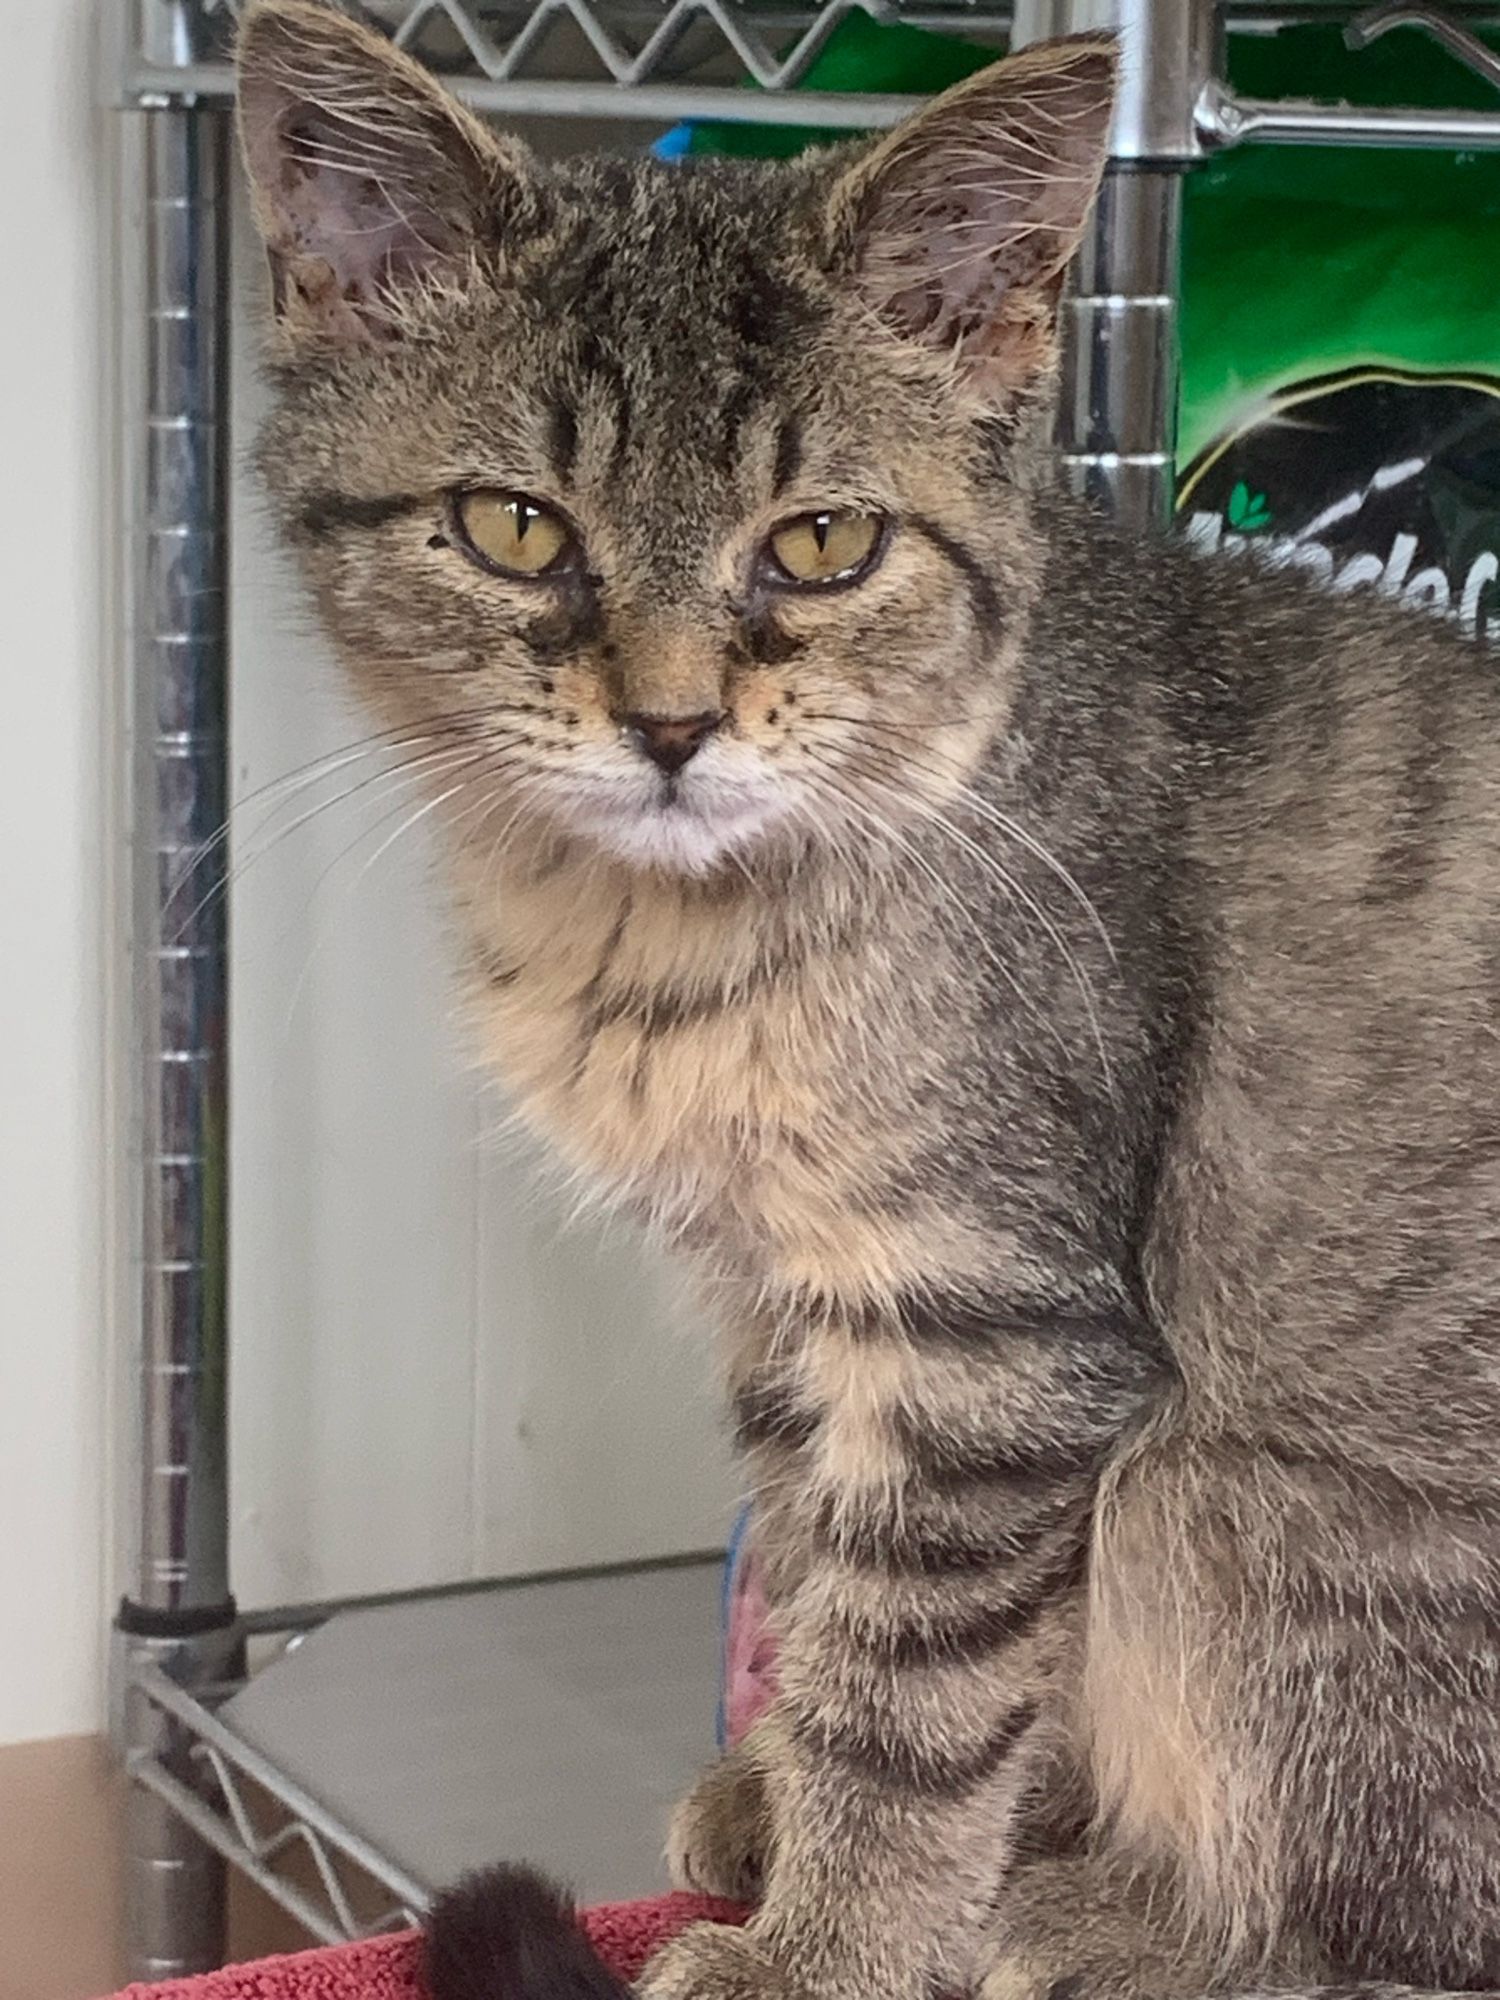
[979,1959,1171,2000]
[639,1922,802,2000]
[977,1856,1212,2000]
[665,1741,772,1900]
[977,1955,1063,2000]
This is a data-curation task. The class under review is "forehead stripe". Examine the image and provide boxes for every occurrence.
[546,394,580,482]
[298,490,426,539]
[771,413,803,499]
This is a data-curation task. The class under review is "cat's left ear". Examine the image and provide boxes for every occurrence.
[827,34,1116,404]
[237,0,537,348]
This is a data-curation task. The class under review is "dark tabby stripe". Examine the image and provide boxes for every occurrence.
[888,1287,1125,1351]
[1286,1564,1500,1635]
[569,896,633,1084]
[733,1380,820,1452]
[297,489,425,538]
[578,330,633,477]
[719,379,761,472]
[839,1537,1089,1668]
[593,977,745,1040]
[522,589,604,661]
[908,514,1004,645]
[772,413,803,497]
[811,1491,1065,1578]
[586,936,805,1041]
[741,608,808,667]
[1043,1978,1087,2000]
[732,259,815,350]
[792,1695,1039,1799]
[546,395,580,482]
[892,1409,1097,1493]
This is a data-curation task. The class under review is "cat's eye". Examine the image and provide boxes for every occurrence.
[452,490,574,578]
[764,511,885,589]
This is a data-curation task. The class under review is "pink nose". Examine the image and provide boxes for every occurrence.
[619,710,724,776]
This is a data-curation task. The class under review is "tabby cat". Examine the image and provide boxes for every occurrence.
[237,7,1500,2000]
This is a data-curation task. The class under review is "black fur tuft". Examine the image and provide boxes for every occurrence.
[423,1863,635,2000]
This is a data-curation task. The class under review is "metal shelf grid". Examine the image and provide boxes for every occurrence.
[122,0,1014,126]
[120,4,1500,123]
[118,1558,727,1970]
[109,0,1500,1984]
[127,1647,427,1949]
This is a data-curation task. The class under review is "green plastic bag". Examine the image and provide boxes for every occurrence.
[1179,26,1500,639]
[661,12,993,160]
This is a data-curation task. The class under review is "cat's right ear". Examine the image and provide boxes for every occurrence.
[236,0,534,348]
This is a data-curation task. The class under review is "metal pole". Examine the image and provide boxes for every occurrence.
[1013,0,1218,530]
[1201,89,1500,147]
[113,1,239,1972]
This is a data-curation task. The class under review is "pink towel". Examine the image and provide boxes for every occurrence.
[104,1892,745,2000]
[723,1545,780,1747]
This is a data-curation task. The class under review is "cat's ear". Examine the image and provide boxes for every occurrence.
[236,0,530,347]
[827,35,1116,403]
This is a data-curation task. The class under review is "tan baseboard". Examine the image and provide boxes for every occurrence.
[226,1855,322,1968]
[0,1733,125,2000]
[0,1733,322,2000]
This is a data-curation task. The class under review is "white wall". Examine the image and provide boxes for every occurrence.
[0,1,110,1744]
[0,36,732,1745]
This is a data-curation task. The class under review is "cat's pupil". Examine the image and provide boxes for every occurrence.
[515,503,538,541]
[812,514,831,554]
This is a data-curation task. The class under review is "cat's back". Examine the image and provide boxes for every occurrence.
[1046,505,1500,1433]
[1037,499,1500,925]
[1039,494,1496,773]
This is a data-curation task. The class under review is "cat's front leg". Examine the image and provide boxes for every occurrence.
[643,1298,1169,2000]
[646,1574,1073,2000]
[666,1723,775,1900]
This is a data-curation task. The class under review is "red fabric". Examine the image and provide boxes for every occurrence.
[103,1893,746,2000]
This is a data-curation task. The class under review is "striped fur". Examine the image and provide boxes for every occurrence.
[240,9,1500,2000]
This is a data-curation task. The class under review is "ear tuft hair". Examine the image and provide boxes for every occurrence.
[236,0,534,347]
[830,35,1117,404]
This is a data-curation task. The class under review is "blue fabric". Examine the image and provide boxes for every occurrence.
[652,122,696,160]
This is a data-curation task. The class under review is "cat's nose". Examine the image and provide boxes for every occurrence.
[618,709,724,776]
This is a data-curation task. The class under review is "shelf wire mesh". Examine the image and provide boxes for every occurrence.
[129,1658,428,1948]
[137,0,1013,97]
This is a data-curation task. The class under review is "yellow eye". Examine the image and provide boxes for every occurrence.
[453,490,573,577]
[766,511,884,587]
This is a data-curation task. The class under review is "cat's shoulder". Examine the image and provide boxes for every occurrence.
[1036,493,1498,727]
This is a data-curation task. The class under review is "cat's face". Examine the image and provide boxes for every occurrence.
[240,2,1113,877]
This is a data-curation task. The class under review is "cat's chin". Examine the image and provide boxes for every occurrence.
[528,747,799,876]
[573,798,783,876]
